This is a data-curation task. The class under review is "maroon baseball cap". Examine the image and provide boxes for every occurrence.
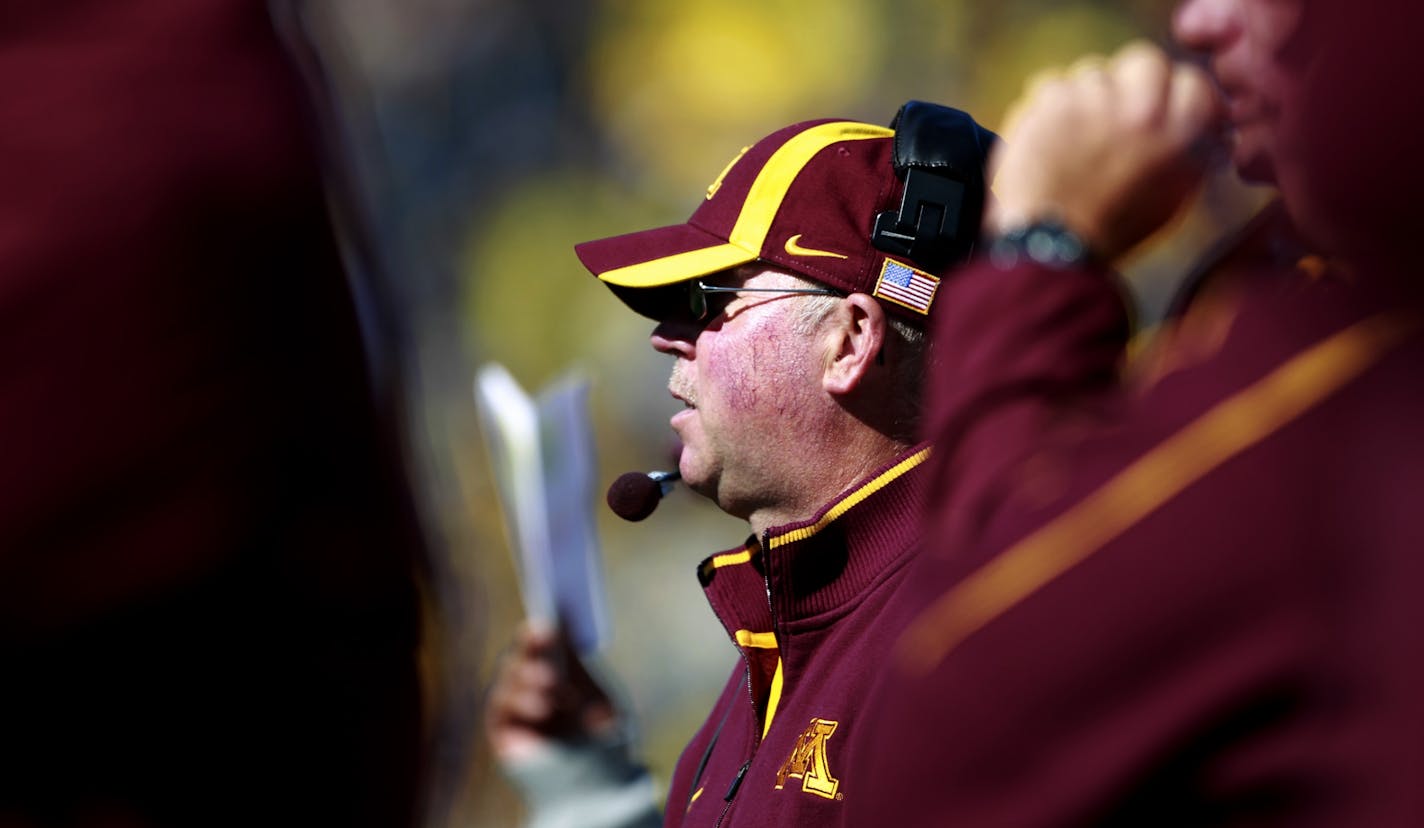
[575,118,960,326]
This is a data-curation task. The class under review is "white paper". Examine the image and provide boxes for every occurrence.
[474,363,608,654]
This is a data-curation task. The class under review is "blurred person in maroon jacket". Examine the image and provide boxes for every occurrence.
[484,112,995,827]
[0,1,427,825]
[851,0,1424,825]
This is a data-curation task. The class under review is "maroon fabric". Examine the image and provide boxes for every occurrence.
[0,1,426,825]
[665,446,930,827]
[848,252,1424,825]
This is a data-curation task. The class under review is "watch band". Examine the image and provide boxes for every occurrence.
[987,219,1092,270]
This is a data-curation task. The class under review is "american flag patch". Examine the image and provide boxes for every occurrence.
[873,258,939,314]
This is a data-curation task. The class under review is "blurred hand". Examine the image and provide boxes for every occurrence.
[485,622,619,764]
[986,40,1225,261]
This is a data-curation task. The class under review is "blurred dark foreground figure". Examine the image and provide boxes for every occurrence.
[0,1,428,825]
[853,0,1424,825]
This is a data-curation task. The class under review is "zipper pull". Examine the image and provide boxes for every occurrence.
[724,761,751,802]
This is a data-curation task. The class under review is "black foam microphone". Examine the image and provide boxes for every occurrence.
[606,470,680,521]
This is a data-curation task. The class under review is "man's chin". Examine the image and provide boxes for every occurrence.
[1231,136,1278,186]
[676,455,714,498]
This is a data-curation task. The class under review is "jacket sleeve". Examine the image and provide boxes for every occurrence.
[919,257,1132,545]
[500,728,662,828]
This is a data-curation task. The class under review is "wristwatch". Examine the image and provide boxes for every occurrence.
[987,219,1092,270]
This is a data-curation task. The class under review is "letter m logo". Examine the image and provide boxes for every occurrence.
[774,718,841,800]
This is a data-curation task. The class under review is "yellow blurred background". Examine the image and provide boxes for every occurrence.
[299,0,1271,824]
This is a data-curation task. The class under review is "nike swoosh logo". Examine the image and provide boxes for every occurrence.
[785,234,849,259]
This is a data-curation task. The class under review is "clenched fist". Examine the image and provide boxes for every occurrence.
[987,40,1225,262]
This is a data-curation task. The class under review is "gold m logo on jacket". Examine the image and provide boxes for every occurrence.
[774,718,841,800]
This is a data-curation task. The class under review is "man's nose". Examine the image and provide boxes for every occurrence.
[650,319,698,358]
[1172,0,1239,53]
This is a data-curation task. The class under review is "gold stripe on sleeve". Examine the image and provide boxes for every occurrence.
[895,311,1418,676]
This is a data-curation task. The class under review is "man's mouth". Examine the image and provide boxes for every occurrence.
[1225,97,1260,129]
[1214,76,1272,128]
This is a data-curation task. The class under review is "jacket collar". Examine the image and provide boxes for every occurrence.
[697,443,932,635]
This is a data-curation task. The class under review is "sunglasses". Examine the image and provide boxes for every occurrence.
[686,280,841,322]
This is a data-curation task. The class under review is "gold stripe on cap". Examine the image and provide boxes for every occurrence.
[707,145,751,200]
[730,122,892,252]
[599,242,754,288]
[598,122,893,289]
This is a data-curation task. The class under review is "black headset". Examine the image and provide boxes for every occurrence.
[871,100,998,270]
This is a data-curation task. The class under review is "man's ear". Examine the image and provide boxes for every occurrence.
[822,293,886,396]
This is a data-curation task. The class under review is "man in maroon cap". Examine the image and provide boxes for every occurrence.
[851,0,1424,825]
[486,112,995,827]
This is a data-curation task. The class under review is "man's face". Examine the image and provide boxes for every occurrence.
[650,267,831,520]
[1172,0,1307,185]
[1175,0,1424,257]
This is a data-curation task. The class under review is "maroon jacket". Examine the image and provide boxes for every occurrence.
[849,246,1424,824]
[666,446,932,827]
[0,2,425,825]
